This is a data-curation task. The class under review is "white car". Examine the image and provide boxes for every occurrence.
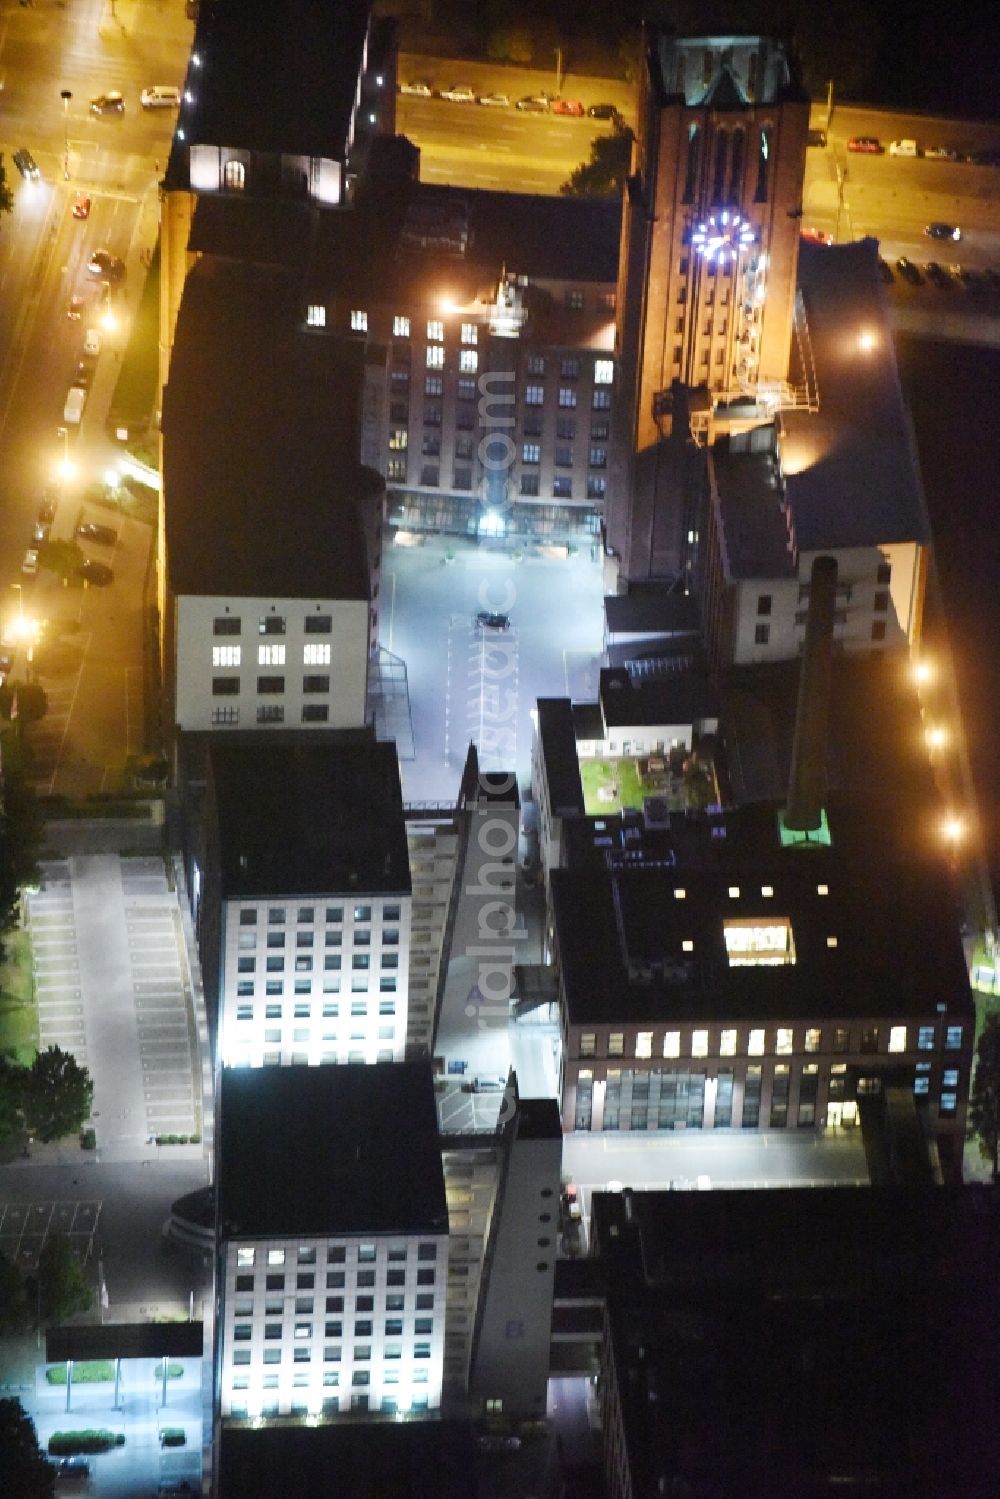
[83,328,102,357]
[440,85,475,104]
[399,79,432,97]
[22,548,39,577]
[478,92,510,108]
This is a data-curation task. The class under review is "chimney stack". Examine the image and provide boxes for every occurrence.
[785,554,838,831]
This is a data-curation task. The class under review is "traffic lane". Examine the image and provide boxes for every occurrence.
[821,103,1000,160]
[395,104,611,192]
[399,52,635,123]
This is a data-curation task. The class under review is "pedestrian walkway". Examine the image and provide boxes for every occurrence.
[25,856,202,1157]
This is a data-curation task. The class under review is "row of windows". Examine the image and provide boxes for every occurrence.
[754,622,889,646]
[575,1023,964,1061]
[234,992,397,1016]
[239,905,400,927]
[212,645,332,667]
[328,309,614,342]
[213,614,332,637]
[232,1346,433,1367]
[212,675,332,696]
[234,1315,435,1340]
[236,954,396,974]
[388,415,611,448]
[386,374,613,412]
[235,981,397,1003]
[233,1283,435,1310]
[237,928,399,949]
[212,706,330,725]
[236,1243,438,1268]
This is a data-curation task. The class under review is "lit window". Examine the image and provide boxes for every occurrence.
[942,1068,959,1088]
[393,315,410,337]
[213,645,241,667]
[917,1026,935,1050]
[426,319,444,342]
[459,349,478,372]
[306,304,326,328]
[350,310,367,332]
[303,643,331,666]
[691,1029,708,1058]
[804,1028,821,1053]
[728,886,740,898]
[826,936,838,948]
[674,888,686,900]
[888,1025,907,1054]
[720,1028,737,1056]
[267,1249,285,1266]
[237,1248,255,1267]
[748,1028,765,1056]
[944,1025,963,1050]
[681,939,694,952]
[817,883,829,895]
[776,1028,793,1054]
[594,359,614,385]
[460,323,478,345]
[663,1031,680,1059]
[426,345,444,368]
[635,1031,652,1059]
[579,1032,596,1057]
[388,428,407,450]
[761,885,774,898]
[258,644,285,666]
[608,1032,624,1057]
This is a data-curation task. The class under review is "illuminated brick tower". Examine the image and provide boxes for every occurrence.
[608,31,810,586]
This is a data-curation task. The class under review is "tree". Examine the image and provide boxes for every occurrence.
[29,1235,93,1324]
[22,1046,94,1143]
[560,122,634,198]
[0,156,14,230]
[967,1013,1000,1182]
[0,1398,55,1498]
[0,1252,30,1333]
[0,1057,27,1148]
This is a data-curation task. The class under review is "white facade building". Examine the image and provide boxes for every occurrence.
[175,595,369,733]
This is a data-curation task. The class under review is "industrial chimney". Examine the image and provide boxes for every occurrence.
[785,554,838,832]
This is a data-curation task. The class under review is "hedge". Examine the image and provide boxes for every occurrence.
[155,1134,202,1145]
[160,1428,186,1447]
[48,1430,125,1455]
[46,1361,184,1385]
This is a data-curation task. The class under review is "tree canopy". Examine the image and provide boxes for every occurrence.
[0,1398,55,1498]
[22,1047,94,1143]
[967,1013,1000,1182]
[560,122,634,198]
[30,1235,93,1325]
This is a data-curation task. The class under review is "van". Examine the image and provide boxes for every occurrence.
[888,138,918,157]
[83,328,102,358]
[63,386,87,425]
[140,85,181,110]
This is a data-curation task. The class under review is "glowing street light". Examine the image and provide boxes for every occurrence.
[857,328,878,353]
[941,815,964,845]
[925,725,948,751]
[911,659,934,686]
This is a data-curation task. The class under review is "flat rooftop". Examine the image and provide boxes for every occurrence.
[218,1421,477,1499]
[537,699,585,817]
[162,258,370,601]
[712,434,796,579]
[218,1062,448,1240]
[783,238,930,552]
[209,734,410,899]
[552,798,973,1026]
[175,0,372,166]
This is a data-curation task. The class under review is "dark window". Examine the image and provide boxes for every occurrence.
[754,623,770,645]
[260,616,286,636]
[757,593,772,616]
[418,1242,437,1261]
[305,614,332,634]
[553,477,572,498]
[712,129,728,203]
[520,474,540,497]
[871,620,887,641]
[873,591,889,613]
[302,704,329,722]
[876,563,892,585]
[728,127,745,202]
[235,1275,254,1292]
[303,675,330,693]
[683,124,701,203]
[212,677,239,696]
[257,676,284,694]
[214,616,241,635]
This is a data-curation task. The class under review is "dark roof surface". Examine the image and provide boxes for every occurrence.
[552,799,972,1026]
[47,1323,204,1362]
[783,239,930,551]
[218,1063,448,1239]
[605,589,701,637]
[599,668,719,727]
[210,735,410,898]
[162,258,370,600]
[182,0,372,160]
[219,1422,477,1499]
[537,699,585,816]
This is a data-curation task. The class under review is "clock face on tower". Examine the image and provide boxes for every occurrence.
[691,210,757,265]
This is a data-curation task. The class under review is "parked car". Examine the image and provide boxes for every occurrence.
[33,518,51,543]
[139,85,181,109]
[924,261,951,288]
[87,249,125,282]
[38,498,57,526]
[888,138,918,157]
[924,221,961,241]
[76,522,118,545]
[895,256,921,284]
[951,265,981,291]
[806,127,827,148]
[439,85,475,104]
[22,548,39,577]
[847,136,883,154]
[67,294,86,320]
[923,144,958,160]
[516,94,551,113]
[72,361,93,389]
[399,79,432,97]
[13,147,40,179]
[801,227,833,245]
[477,92,509,108]
[71,192,91,219]
[475,610,510,630]
[0,651,12,688]
[83,327,102,357]
[76,559,114,586]
[587,102,620,121]
[552,98,585,116]
[89,91,124,114]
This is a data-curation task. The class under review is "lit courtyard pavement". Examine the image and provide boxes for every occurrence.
[383,533,605,803]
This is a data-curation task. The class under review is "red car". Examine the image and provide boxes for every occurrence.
[72,193,91,220]
[847,136,883,154]
[801,227,833,246]
[552,98,585,117]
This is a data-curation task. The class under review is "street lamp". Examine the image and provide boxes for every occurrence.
[55,426,75,483]
[60,89,72,181]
